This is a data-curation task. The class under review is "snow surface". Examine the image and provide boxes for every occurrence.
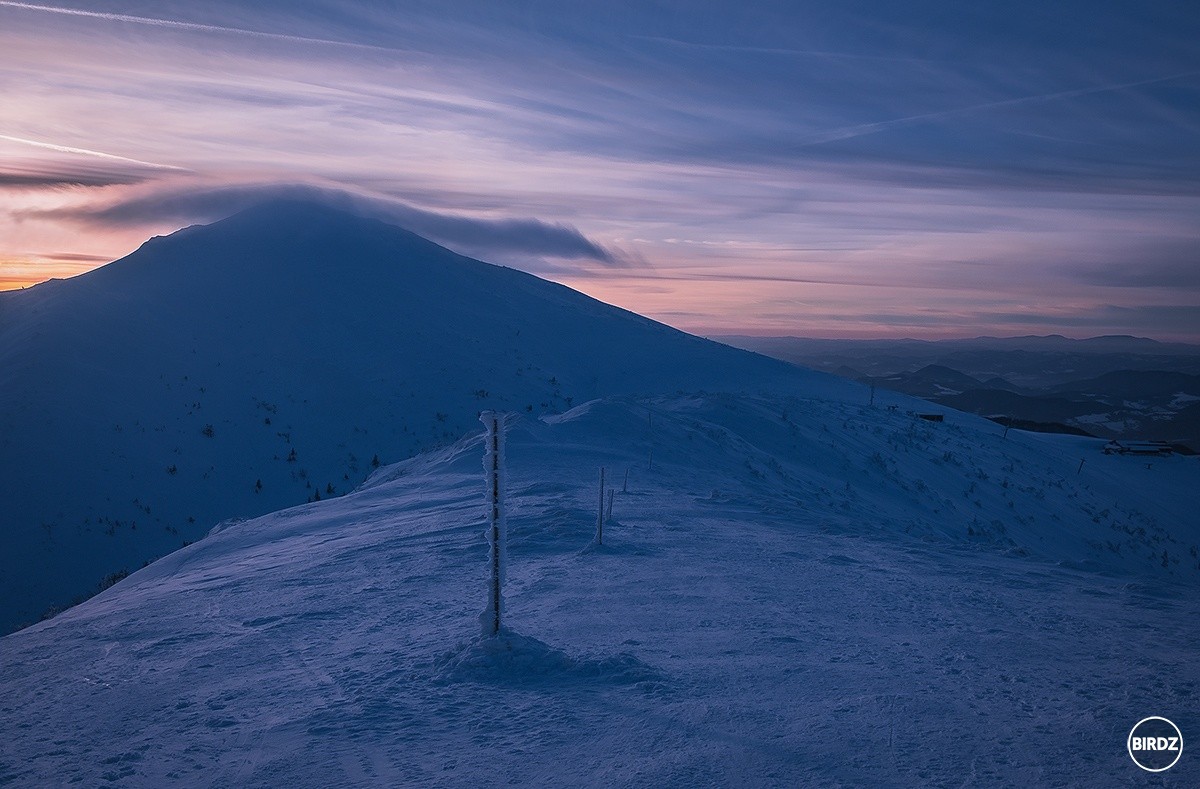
[2,392,1196,787]
[1171,392,1200,408]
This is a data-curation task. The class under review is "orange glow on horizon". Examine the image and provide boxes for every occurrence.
[0,257,105,290]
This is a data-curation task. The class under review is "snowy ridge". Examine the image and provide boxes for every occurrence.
[0,199,858,632]
[2,392,1196,786]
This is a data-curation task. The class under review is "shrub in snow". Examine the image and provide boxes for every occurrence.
[98,569,129,592]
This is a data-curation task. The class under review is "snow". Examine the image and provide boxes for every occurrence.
[1072,412,1129,432]
[2,201,1195,784]
[2,391,1196,786]
[0,200,860,633]
[1170,391,1200,408]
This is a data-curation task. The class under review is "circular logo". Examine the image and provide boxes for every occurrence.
[1127,716,1183,772]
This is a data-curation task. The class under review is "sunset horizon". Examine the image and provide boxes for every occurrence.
[2,1,1197,341]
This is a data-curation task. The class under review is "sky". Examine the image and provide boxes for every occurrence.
[1,0,1198,341]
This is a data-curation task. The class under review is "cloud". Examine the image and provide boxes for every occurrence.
[32,251,111,261]
[3,1,1199,339]
[787,70,1200,149]
[696,303,1200,340]
[0,163,155,189]
[0,134,186,171]
[975,305,1200,336]
[0,1,402,52]
[1066,240,1200,290]
[625,33,945,64]
[31,182,615,264]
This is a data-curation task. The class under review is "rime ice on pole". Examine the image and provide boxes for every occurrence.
[479,411,507,637]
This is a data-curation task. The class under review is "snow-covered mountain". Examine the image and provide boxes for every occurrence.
[2,393,1196,786]
[0,200,858,633]
[3,200,1196,784]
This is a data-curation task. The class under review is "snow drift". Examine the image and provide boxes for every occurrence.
[1,393,1195,786]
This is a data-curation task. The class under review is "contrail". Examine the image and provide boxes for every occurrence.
[798,70,1200,147]
[630,34,940,64]
[0,134,186,171]
[0,1,402,52]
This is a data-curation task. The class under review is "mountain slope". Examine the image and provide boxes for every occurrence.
[0,200,859,633]
[2,393,1196,787]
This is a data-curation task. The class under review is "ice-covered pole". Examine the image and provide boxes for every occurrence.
[596,467,605,545]
[480,412,507,637]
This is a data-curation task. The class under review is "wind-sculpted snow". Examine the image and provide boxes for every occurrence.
[434,630,663,688]
[1,392,1196,786]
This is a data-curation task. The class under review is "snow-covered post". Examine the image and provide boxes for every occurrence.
[596,467,606,545]
[480,412,506,637]
[606,488,614,523]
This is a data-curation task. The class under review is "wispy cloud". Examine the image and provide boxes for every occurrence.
[30,182,616,264]
[1065,239,1200,290]
[792,70,1200,148]
[0,1,403,52]
[0,134,186,171]
[628,34,940,64]
[0,163,154,188]
[36,251,113,262]
[2,1,1199,339]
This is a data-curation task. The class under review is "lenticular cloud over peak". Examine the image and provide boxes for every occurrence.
[33,182,616,265]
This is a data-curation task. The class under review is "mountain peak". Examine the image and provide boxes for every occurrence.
[196,197,420,243]
[78,196,460,293]
[0,209,848,632]
[218,197,379,226]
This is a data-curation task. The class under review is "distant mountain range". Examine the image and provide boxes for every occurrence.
[717,335,1200,445]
